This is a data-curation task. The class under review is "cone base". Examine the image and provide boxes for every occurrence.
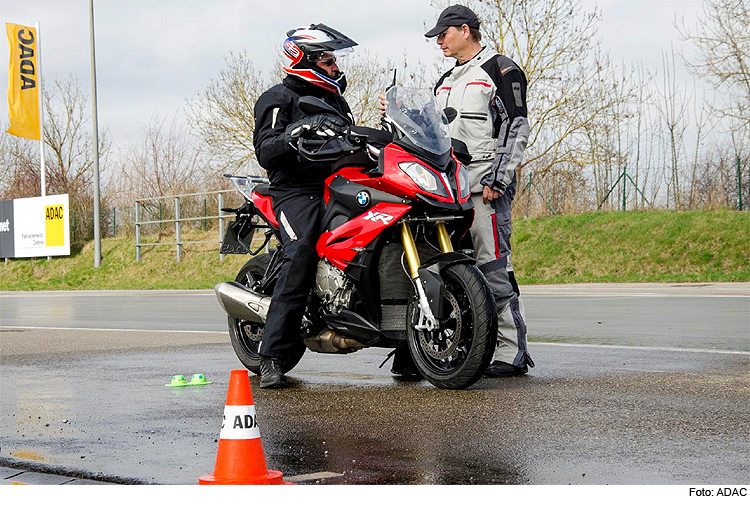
[198,469,293,485]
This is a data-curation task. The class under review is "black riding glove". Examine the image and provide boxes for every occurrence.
[285,114,348,149]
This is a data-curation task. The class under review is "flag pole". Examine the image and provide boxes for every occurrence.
[35,21,45,197]
[88,0,102,268]
[36,21,51,262]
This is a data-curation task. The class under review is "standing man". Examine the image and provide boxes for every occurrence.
[426,5,534,376]
[253,24,356,388]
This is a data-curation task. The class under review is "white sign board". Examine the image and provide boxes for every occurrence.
[1,194,71,258]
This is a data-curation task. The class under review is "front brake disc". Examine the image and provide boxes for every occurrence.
[417,289,461,359]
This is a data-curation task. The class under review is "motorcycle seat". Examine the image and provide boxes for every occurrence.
[253,183,271,196]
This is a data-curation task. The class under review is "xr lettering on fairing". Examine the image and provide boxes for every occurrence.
[363,210,394,225]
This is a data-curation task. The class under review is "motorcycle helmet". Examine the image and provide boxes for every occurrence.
[282,23,357,95]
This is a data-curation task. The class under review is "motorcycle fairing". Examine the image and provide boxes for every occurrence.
[324,145,460,206]
[322,173,408,230]
[316,202,412,271]
[380,144,457,204]
[322,309,381,345]
[251,191,279,229]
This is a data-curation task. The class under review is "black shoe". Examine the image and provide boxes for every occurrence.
[391,347,421,377]
[260,357,288,389]
[484,360,528,377]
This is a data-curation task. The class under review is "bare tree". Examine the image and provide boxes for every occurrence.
[657,48,690,209]
[187,51,269,174]
[342,50,398,127]
[1,76,110,238]
[43,76,110,205]
[0,131,36,200]
[117,112,207,201]
[187,48,421,174]
[686,81,714,208]
[677,0,750,129]
[461,0,642,192]
[0,128,32,197]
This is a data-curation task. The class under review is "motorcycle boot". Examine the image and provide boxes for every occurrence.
[485,360,527,377]
[260,356,288,389]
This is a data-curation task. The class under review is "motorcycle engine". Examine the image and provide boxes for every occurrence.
[313,259,353,314]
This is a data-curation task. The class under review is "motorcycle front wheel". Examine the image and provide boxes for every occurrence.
[406,262,496,389]
[227,253,306,375]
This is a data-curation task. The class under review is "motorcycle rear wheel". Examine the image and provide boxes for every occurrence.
[406,262,496,389]
[227,253,306,375]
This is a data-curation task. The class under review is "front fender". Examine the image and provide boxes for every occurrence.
[417,252,476,319]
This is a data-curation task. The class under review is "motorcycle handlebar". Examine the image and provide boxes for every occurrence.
[297,125,393,162]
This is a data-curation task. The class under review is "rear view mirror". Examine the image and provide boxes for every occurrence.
[299,96,341,117]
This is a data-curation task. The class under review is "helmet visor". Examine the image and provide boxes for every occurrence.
[311,48,353,66]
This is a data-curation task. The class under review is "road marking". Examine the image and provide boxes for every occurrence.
[0,291,216,298]
[2,326,746,355]
[522,290,748,299]
[285,471,345,483]
[0,325,225,334]
[534,341,750,356]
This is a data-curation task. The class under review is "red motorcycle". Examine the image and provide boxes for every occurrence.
[216,86,496,389]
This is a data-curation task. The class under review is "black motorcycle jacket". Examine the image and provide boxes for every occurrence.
[253,75,354,195]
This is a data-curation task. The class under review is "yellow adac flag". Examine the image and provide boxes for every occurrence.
[6,23,40,140]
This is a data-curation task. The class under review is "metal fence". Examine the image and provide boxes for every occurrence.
[134,190,242,262]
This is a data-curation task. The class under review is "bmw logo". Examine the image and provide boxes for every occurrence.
[356,190,370,207]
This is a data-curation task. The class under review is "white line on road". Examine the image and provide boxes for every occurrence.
[534,341,750,356]
[2,326,748,356]
[0,291,216,298]
[1,283,748,298]
[0,325,224,335]
[522,293,748,298]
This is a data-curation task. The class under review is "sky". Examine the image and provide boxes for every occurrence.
[0,0,707,155]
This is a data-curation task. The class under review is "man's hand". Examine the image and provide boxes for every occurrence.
[286,114,348,149]
[378,94,388,115]
[482,183,507,204]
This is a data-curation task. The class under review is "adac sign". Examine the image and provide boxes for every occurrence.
[0,194,70,258]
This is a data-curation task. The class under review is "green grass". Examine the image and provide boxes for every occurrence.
[1,210,748,290]
[512,209,750,284]
[0,230,255,290]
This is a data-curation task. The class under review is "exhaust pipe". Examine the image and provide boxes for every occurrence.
[304,330,367,354]
[215,282,271,323]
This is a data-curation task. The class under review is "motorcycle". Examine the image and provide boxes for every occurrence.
[215,86,497,389]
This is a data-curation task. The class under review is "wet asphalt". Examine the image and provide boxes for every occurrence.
[0,285,748,485]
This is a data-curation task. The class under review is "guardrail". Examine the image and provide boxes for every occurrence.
[134,190,240,262]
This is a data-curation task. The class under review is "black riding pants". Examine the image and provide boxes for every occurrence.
[258,192,323,360]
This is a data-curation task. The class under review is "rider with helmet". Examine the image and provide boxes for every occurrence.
[253,24,356,389]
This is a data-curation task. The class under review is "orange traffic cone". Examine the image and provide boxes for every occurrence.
[199,369,292,485]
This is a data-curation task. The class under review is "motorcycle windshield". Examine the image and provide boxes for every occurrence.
[386,86,451,156]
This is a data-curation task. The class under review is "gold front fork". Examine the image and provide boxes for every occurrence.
[400,221,454,279]
[400,221,420,280]
[435,222,454,253]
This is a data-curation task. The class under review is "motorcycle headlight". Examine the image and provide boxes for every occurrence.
[399,161,449,198]
[457,164,471,199]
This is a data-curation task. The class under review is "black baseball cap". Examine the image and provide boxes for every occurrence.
[424,5,480,37]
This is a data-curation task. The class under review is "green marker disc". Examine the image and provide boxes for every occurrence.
[188,373,212,386]
[166,374,189,387]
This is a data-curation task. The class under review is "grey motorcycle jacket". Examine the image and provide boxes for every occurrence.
[434,47,529,194]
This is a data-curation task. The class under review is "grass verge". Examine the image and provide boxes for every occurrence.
[0,209,747,290]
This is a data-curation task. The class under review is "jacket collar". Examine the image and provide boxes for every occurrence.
[284,75,335,99]
[454,45,489,68]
